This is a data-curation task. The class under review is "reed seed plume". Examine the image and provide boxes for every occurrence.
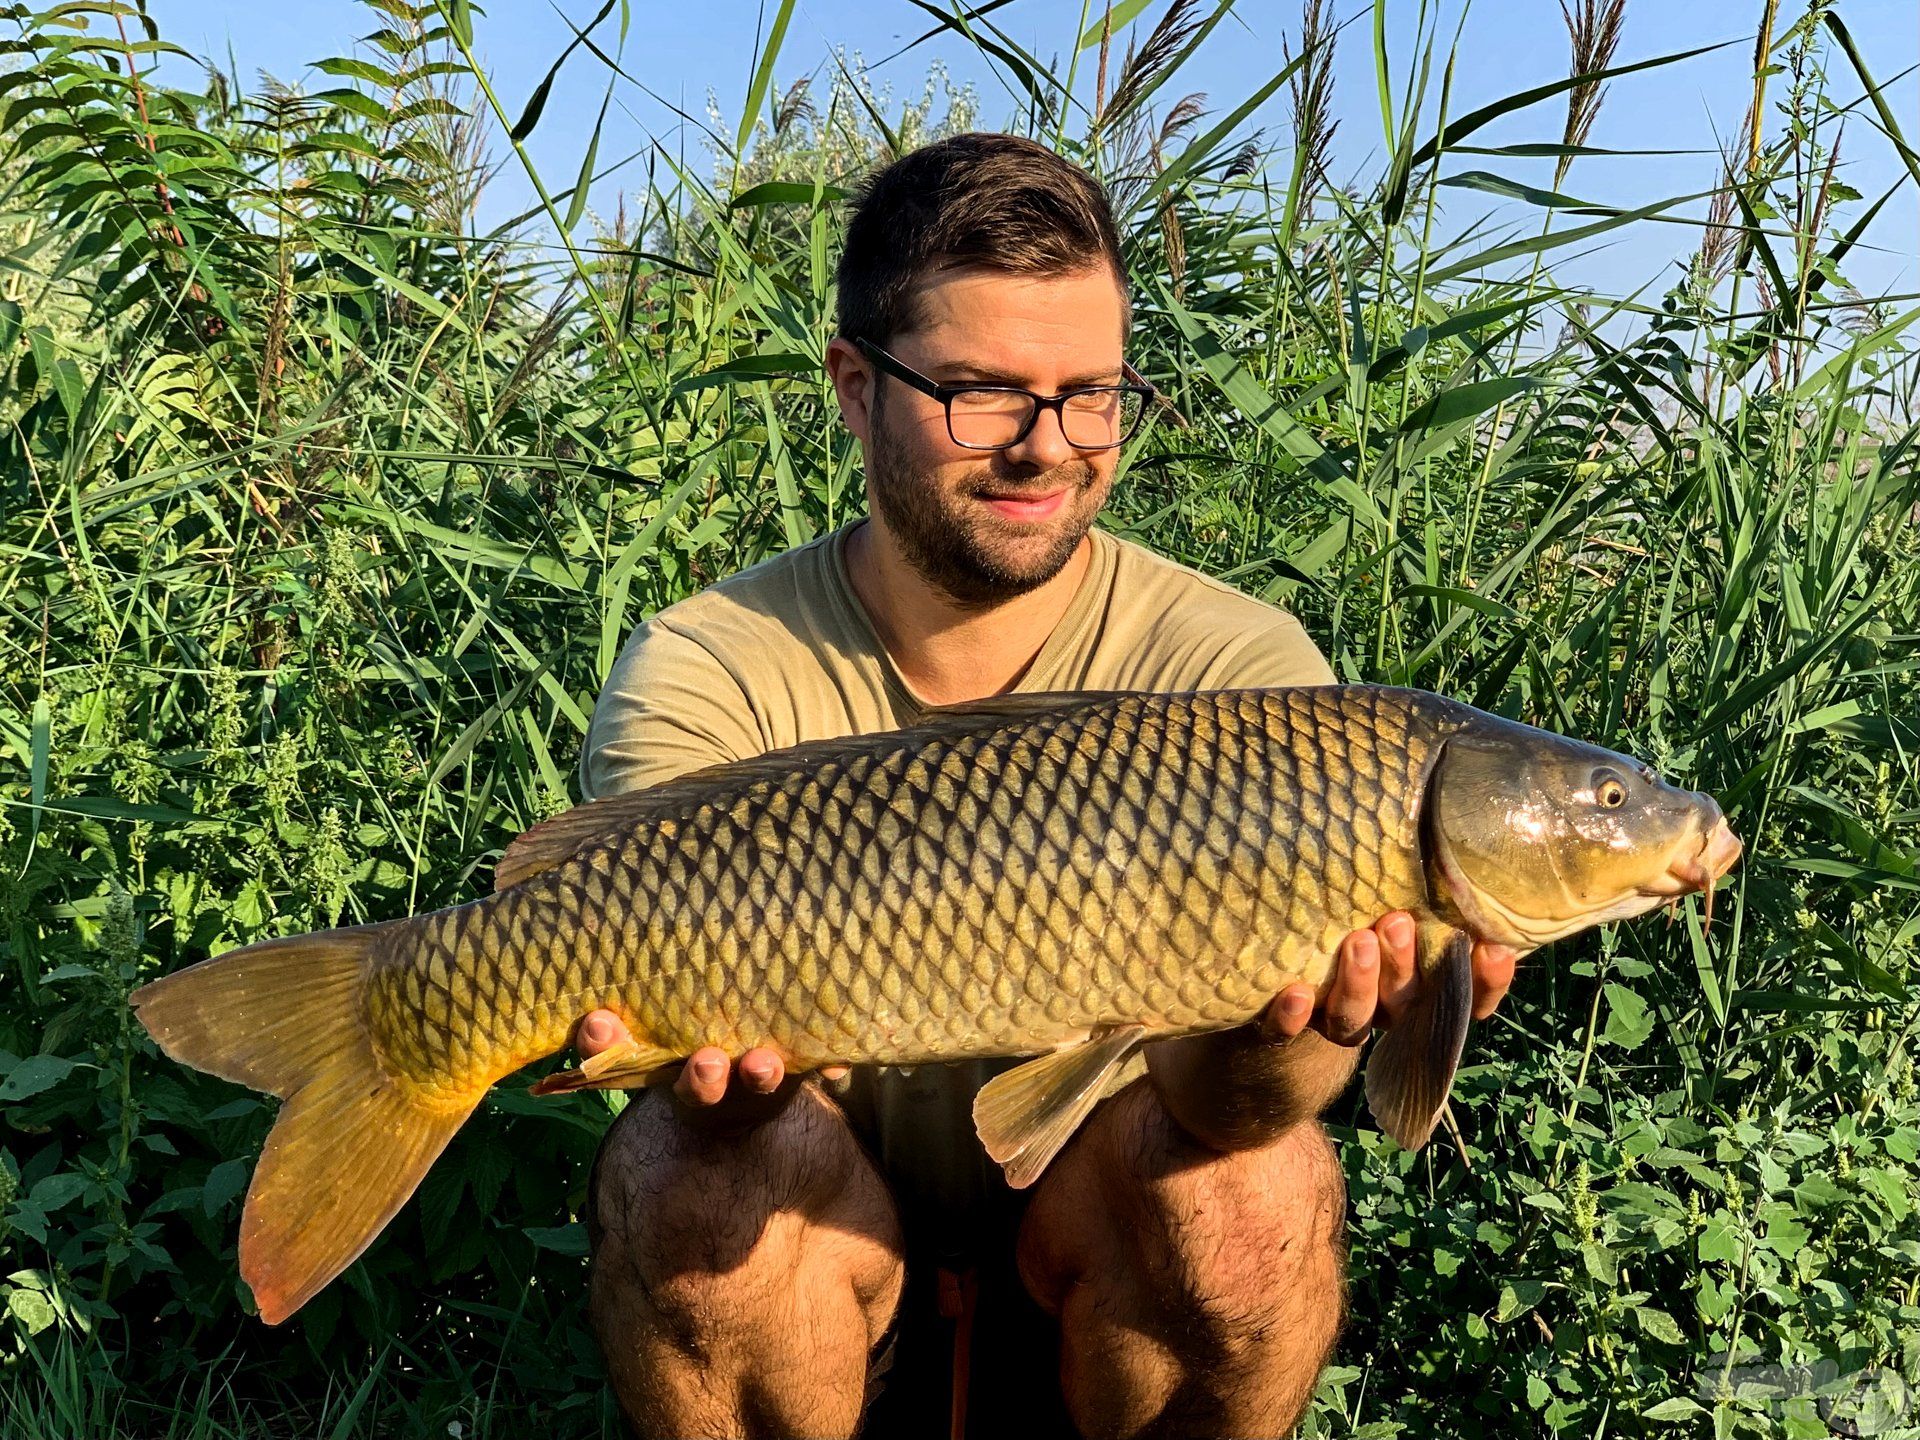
[1150,92,1208,297]
[1694,171,1741,291]
[1557,0,1628,187]
[1103,0,1205,127]
[1285,0,1339,220]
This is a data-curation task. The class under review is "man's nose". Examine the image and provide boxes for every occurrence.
[1000,402,1079,470]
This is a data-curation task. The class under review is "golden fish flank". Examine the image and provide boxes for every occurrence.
[129,685,1740,1324]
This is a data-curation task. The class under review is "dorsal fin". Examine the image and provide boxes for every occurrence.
[493,690,1138,893]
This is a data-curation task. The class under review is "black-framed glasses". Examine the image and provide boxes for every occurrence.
[855,337,1158,452]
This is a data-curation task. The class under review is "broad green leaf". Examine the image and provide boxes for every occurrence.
[1601,983,1654,1050]
[0,1054,75,1102]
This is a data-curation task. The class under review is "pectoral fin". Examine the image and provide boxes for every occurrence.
[1363,926,1474,1152]
[531,1037,680,1095]
[973,1024,1146,1189]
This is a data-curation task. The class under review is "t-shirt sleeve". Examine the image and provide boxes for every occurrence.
[1205,608,1337,689]
[578,616,765,800]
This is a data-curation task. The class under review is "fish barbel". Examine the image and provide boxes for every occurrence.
[131,685,1740,1323]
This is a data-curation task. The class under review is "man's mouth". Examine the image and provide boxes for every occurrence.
[976,486,1072,522]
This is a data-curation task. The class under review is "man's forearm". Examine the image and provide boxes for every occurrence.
[1143,1024,1361,1151]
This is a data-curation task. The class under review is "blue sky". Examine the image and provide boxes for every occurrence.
[156,0,1918,303]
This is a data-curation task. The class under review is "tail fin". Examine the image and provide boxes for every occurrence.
[131,923,479,1324]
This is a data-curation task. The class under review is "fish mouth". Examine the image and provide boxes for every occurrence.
[1639,817,1743,923]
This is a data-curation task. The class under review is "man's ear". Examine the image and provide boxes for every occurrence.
[824,336,875,443]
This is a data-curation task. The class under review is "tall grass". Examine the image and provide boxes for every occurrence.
[0,1,1915,1435]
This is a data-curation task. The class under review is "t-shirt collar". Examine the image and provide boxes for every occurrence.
[824,517,1116,713]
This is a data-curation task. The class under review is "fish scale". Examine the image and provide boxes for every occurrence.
[361,686,1441,1103]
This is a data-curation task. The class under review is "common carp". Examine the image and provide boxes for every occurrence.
[132,685,1740,1323]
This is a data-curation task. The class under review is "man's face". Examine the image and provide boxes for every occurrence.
[838,265,1130,608]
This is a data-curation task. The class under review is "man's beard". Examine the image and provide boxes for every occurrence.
[865,414,1107,610]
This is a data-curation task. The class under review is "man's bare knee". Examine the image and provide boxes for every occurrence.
[1019,1082,1348,1439]
[588,1083,904,1438]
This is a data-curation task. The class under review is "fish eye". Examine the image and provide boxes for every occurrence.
[1593,770,1629,808]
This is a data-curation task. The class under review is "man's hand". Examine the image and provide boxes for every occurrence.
[1261,911,1518,1047]
[573,1011,850,1136]
[1144,913,1519,1152]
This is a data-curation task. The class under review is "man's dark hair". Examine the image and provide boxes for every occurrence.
[836,132,1130,347]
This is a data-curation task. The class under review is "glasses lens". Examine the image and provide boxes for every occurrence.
[1060,388,1145,449]
[947,389,1037,449]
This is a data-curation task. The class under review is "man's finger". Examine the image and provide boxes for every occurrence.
[1315,930,1379,1046]
[737,1046,786,1095]
[575,1009,628,1060]
[674,1046,731,1107]
[1470,943,1519,1021]
[1373,911,1420,1021]
[1261,984,1316,1041]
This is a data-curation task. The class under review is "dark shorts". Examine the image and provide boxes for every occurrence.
[836,1060,1079,1437]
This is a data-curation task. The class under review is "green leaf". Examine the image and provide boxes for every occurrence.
[6,1288,56,1336]
[27,692,47,848]
[0,1054,74,1103]
[1644,1397,1707,1422]
[1824,13,1920,190]
[1403,40,1734,173]
[735,0,797,161]
[1758,1202,1809,1258]
[202,1158,249,1215]
[1398,377,1535,436]
[230,880,271,931]
[671,353,817,394]
[524,1224,588,1256]
[312,57,398,87]
[728,181,850,209]
[1076,0,1152,51]
[1697,1216,1743,1264]
[1496,1279,1546,1321]
[510,0,616,143]
[1635,1306,1687,1344]
[28,1173,85,1211]
[1601,983,1654,1050]
[1402,584,1520,621]
[562,80,613,233]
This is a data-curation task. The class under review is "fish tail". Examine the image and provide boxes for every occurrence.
[130,922,479,1324]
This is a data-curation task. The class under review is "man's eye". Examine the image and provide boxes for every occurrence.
[950,391,1027,414]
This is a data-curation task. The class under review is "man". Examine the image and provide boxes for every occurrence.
[574,133,1516,1439]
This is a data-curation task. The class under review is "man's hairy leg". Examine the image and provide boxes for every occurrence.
[1017,1079,1349,1440]
[588,1081,906,1440]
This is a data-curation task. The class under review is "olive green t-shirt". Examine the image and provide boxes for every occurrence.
[580,518,1334,1256]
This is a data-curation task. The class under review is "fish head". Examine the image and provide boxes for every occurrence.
[1425,715,1742,950]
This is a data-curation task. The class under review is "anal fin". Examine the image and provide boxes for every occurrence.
[531,1036,680,1095]
[1363,924,1474,1152]
[973,1025,1146,1189]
